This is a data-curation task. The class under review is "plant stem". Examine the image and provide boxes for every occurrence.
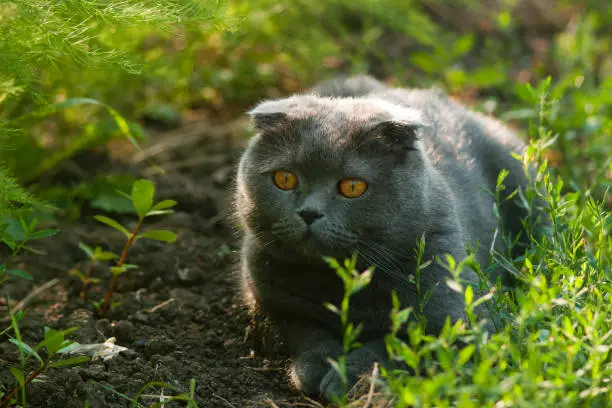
[0,363,47,408]
[99,218,144,315]
[80,259,96,301]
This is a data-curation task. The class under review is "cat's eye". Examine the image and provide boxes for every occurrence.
[273,170,298,190]
[338,178,368,198]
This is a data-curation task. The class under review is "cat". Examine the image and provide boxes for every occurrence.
[233,75,546,400]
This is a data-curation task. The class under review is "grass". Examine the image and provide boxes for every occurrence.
[325,81,611,407]
[0,0,610,406]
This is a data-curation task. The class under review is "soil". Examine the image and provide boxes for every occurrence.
[0,5,584,406]
[0,117,312,408]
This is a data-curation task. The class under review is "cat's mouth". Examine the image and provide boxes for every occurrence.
[269,221,351,261]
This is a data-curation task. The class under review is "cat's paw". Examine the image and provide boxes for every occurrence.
[319,367,346,402]
[289,360,330,395]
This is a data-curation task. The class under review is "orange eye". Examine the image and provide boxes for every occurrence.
[338,178,368,198]
[273,170,298,190]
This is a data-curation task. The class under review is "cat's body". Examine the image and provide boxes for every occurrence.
[234,75,542,399]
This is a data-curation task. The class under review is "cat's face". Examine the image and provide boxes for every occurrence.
[235,95,426,263]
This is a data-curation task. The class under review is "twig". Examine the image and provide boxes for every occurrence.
[363,362,379,408]
[81,259,96,301]
[301,396,326,407]
[212,393,238,408]
[147,298,176,313]
[100,218,144,315]
[264,398,280,408]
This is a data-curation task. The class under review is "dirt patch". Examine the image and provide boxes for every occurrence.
[0,119,311,407]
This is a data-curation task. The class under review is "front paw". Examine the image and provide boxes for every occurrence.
[319,367,347,402]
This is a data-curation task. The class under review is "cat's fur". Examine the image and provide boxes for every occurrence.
[234,75,544,399]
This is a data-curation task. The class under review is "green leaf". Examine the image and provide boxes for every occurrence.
[453,34,474,57]
[20,244,46,256]
[2,233,16,249]
[464,285,473,306]
[324,302,341,316]
[446,278,463,293]
[19,217,28,234]
[457,344,476,366]
[48,355,90,368]
[136,230,176,243]
[91,193,134,214]
[10,367,25,386]
[78,242,95,259]
[110,266,128,276]
[131,179,155,219]
[28,218,38,232]
[110,264,138,276]
[9,338,42,362]
[28,228,60,240]
[145,210,175,217]
[7,269,33,280]
[150,200,177,212]
[116,190,132,200]
[496,169,509,189]
[95,251,118,261]
[94,215,130,237]
[70,268,86,280]
[42,328,65,356]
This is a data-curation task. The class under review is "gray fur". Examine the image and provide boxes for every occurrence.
[234,75,544,400]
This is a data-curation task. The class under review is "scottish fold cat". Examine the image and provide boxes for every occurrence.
[234,75,545,399]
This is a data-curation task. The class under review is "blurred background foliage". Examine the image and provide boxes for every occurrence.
[0,0,610,218]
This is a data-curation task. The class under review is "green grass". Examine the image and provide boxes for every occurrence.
[326,81,611,407]
[0,0,610,407]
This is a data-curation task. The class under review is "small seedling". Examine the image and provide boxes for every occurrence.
[0,217,59,285]
[133,378,199,408]
[1,300,89,408]
[323,254,374,405]
[71,242,118,301]
[94,179,177,315]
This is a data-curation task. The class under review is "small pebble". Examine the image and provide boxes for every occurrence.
[176,267,201,283]
[131,311,150,324]
[132,338,147,349]
[145,336,175,357]
[77,365,108,381]
[95,318,111,336]
[113,320,135,343]
[149,277,164,291]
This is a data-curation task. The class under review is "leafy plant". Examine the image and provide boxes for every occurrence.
[323,77,611,407]
[71,242,118,302]
[0,0,233,183]
[0,215,59,285]
[132,379,199,408]
[323,254,374,404]
[93,179,177,315]
[1,304,89,408]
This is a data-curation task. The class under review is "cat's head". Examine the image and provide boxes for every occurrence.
[235,95,429,263]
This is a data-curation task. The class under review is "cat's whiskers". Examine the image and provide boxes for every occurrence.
[363,239,413,260]
[356,242,413,289]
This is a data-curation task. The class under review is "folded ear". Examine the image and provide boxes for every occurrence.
[368,102,428,150]
[247,99,294,132]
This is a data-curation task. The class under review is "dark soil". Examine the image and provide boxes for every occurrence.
[0,118,311,408]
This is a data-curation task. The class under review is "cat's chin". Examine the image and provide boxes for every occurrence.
[264,233,345,264]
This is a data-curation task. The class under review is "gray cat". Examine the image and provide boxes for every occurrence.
[233,75,544,400]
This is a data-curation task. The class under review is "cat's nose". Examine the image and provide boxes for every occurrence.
[298,209,324,225]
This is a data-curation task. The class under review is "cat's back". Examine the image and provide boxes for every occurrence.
[377,87,527,192]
